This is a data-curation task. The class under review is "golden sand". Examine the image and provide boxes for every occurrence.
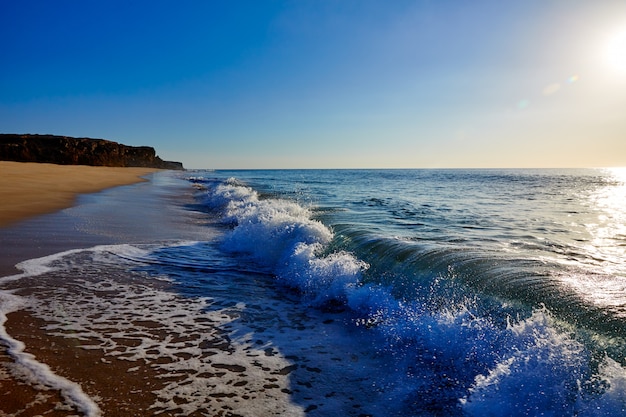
[0,161,158,227]
[0,162,162,415]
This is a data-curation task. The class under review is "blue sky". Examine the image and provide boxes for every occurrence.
[1,1,625,168]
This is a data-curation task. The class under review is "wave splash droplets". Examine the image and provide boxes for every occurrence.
[203,178,367,307]
[195,174,626,416]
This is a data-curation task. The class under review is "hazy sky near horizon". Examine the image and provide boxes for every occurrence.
[1,1,625,169]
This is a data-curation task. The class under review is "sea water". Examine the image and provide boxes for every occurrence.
[1,168,626,416]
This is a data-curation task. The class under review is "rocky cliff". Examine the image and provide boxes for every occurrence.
[0,134,184,170]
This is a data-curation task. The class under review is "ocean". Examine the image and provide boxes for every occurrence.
[1,168,626,416]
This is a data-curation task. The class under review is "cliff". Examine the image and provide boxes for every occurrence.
[0,134,184,170]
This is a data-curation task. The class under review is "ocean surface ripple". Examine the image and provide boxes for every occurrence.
[187,169,626,416]
[2,168,626,416]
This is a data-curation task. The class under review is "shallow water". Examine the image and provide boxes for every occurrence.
[2,168,626,416]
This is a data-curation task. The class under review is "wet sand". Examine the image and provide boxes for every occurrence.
[0,161,159,228]
[0,168,381,416]
[0,167,208,416]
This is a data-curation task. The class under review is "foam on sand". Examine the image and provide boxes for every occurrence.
[0,243,387,416]
[0,253,102,416]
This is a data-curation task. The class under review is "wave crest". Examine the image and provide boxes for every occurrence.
[201,179,366,306]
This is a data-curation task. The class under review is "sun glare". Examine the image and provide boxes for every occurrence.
[605,27,626,73]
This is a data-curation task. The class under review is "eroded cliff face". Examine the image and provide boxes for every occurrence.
[0,134,183,170]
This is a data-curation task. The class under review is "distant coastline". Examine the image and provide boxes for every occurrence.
[0,134,183,170]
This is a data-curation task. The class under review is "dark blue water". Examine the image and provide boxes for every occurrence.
[3,168,626,416]
[188,168,626,416]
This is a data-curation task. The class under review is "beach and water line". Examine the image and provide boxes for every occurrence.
[1,164,626,416]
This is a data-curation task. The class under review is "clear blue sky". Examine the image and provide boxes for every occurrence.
[1,1,625,168]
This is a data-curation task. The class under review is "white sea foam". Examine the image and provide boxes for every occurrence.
[4,169,624,415]
[200,175,626,415]
[582,357,626,414]
[0,248,85,284]
[0,255,102,416]
[459,308,626,416]
[1,242,390,415]
[461,309,586,416]
[0,245,304,415]
[203,179,367,306]
[347,280,626,415]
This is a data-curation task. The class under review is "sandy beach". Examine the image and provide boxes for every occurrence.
[0,161,159,228]
[7,167,623,415]
[0,164,201,416]
[0,168,380,416]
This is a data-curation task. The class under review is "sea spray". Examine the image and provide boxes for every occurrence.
[194,171,626,416]
[201,178,367,306]
[2,169,624,416]
[460,308,626,417]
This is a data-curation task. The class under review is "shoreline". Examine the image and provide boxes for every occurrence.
[0,161,160,228]
[0,169,381,416]
[0,168,210,416]
[1,165,444,416]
